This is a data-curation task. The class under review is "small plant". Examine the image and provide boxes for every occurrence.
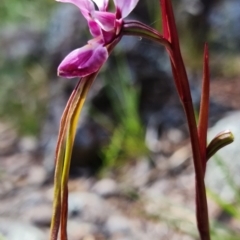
[100,56,147,174]
[49,1,234,240]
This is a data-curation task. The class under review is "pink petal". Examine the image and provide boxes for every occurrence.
[58,43,108,78]
[101,30,115,43]
[56,0,95,20]
[88,19,101,37]
[113,0,139,18]
[92,0,109,11]
[91,11,116,31]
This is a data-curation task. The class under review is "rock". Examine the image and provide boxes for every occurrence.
[167,128,185,144]
[0,152,32,189]
[82,235,96,240]
[91,178,119,197]
[44,3,88,68]
[40,92,66,176]
[143,196,196,236]
[26,165,47,186]
[123,159,151,190]
[144,178,174,200]
[0,190,51,222]
[0,218,46,240]
[180,0,204,16]
[68,192,114,223]
[206,111,240,202]
[167,144,191,174]
[67,220,97,240]
[0,25,42,61]
[104,214,193,240]
[71,119,109,173]
[19,136,38,153]
[104,215,133,236]
[0,122,18,156]
[209,0,240,51]
[24,203,52,227]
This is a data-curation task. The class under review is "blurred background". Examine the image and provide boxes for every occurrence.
[0,0,240,239]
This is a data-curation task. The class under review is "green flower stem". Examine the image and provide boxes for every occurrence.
[50,75,96,240]
[50,80,82,240]
[50,38,120,240]
[60,75,96,240]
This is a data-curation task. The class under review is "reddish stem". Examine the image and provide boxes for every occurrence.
[160,1,210,239]
[198,44,210,173]
[61,187,68,240]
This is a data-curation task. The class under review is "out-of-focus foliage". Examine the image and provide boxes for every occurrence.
[0,64,48,134]
[207,166,240,239]
[0,0,54,27]
[208,154,240,219]
[99,55,148,174]
[0,1,240,238]
[0,0,53,134]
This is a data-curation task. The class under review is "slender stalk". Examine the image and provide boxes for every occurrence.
[123,27,210,240]
[123,21,171,49]
[160,1,210,238]
[170,44,210,240]
[170,46,210,239]
[184,101,210,240]
[198,44,210,173]
[60,76,95,239]
[50,36,120,240]
[50,76,96,240]
[168,28,210,240]
[123,2,211,238]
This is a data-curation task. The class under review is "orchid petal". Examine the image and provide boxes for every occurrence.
[58,43,108,78]
[101,30,115,43]
[88,19,101,37]
[56,0,95,20]
[113,0,139,18]
[91,11,116,31]
[93,0,109,11]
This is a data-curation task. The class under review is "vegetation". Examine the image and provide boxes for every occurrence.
[1,0,240,239]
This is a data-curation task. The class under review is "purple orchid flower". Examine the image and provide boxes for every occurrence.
[57,0,139,78]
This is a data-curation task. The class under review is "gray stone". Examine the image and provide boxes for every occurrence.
[124,159,151,189]
[105,215,132,235]
[19,136,38,153]
[26,165,47,186]
[44,4,87,56]
[24,203,52,227]
[0,122,18,156]
[209,0,240,51]
[91,178,119,197]
[0,25,42,61]
[67,220,97,240]
[68,192,113,223]
[0,218,46,240]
